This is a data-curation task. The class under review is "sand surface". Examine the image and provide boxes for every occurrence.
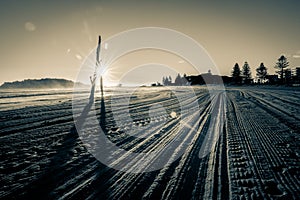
[0,86,299,199]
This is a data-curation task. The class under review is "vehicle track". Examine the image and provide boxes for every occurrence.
[226,90,300,199]
[1,87,299,199]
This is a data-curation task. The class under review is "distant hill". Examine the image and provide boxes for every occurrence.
[0,78,87,89]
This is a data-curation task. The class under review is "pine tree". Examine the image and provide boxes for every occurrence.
[275,55,289,84]
[242,61,252,84]
[256,63,267,83]
[168,76,172,85]
[232,63,241,84]
[175,73,182,85]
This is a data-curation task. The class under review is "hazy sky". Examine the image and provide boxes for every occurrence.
[0,0,299,85]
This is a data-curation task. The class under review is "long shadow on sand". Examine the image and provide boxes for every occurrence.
[22,95,108,199]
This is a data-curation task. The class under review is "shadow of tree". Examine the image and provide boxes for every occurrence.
[22,92,107,198]
[99,90,106,131]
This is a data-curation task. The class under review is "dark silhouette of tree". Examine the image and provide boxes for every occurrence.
[242,61,252,84]
[232,63,241,84]
[168,76,172,84]
[89,75,96,103]
[163,76,171,85]
[174,73,182,85]
[275,55,289,84]
[256,63,268,83]
[89,36,102,103]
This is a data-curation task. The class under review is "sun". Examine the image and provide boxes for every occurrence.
[97,65,118,87]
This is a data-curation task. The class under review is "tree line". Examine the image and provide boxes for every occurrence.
[159,55,300,86]
[232,55,299,85]
[162,74,189,86]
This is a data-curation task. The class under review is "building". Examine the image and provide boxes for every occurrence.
[265,74,279,84]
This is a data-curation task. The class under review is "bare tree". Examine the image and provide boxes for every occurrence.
[89,36,102,103]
